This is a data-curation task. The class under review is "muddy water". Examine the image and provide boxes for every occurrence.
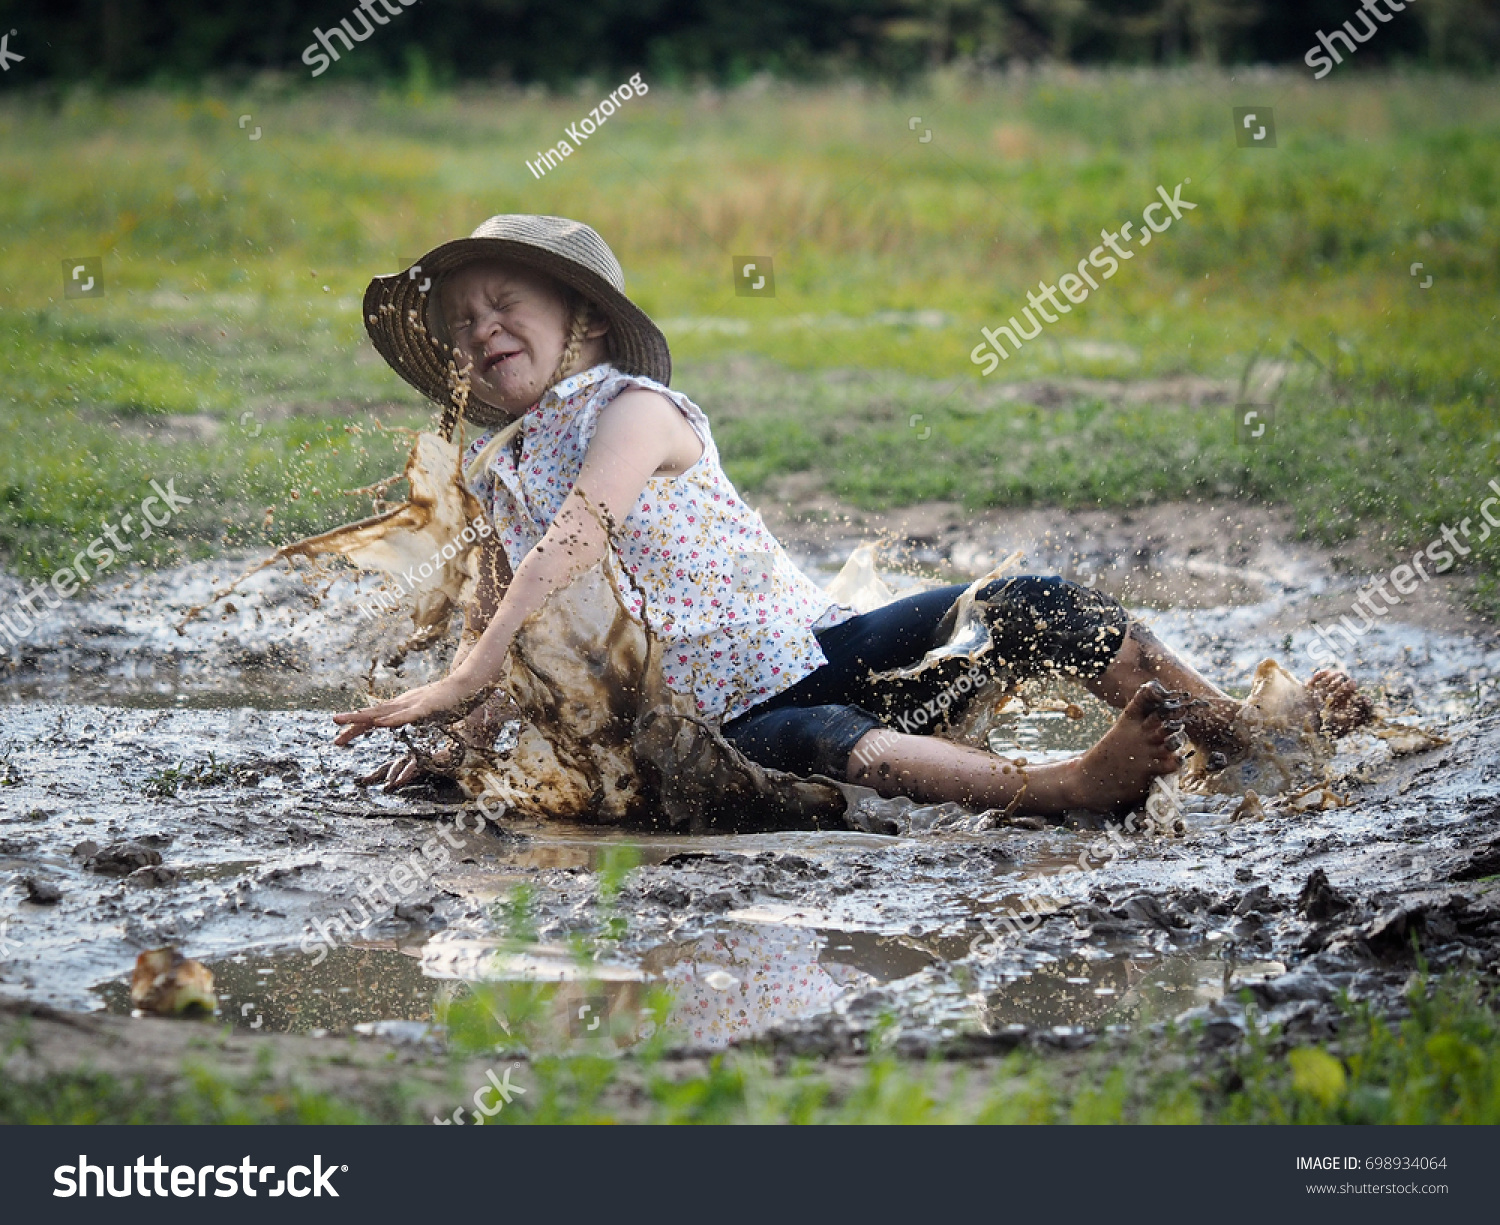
[5,517,1500,1054]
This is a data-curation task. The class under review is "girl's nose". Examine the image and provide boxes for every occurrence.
[474,311,509,346]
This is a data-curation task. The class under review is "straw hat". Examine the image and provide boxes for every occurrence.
[363,215,672,428]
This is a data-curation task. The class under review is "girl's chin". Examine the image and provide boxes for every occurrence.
[473,372,539,414]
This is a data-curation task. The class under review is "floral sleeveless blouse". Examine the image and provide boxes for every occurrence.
[464,364,857,722]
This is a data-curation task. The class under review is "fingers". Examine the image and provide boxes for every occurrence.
[386,756,424,792]
[333,707,413,744]
[333,702,399,728]
[358,755,425,788]
[332,697,425,743]
[356,754,434,793]
[334,721,377,747]
[1309,668,1356,696]
[333,707,382,747]
[357,759,396,786]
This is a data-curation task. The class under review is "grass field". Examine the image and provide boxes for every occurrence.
[1,70,1498,608]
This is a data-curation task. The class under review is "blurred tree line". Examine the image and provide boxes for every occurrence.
[2,0,1497,86]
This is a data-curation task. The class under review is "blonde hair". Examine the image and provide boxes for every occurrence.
[546,289,601,389]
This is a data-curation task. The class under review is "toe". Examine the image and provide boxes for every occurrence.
[1125,679,1170,718]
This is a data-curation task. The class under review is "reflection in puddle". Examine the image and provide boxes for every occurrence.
[647,926,865,1048]
[92,922,908,1050]
[485,828,896,875]
[426,922,885,1051]
[96,943,438,1034]
[979,950,1286,1033]
[94,921,1285,1054]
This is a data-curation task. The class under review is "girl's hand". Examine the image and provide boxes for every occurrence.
[332,675,488,746]
[357,692,518,791]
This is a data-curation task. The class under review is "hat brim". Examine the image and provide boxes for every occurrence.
[363,236,672,429]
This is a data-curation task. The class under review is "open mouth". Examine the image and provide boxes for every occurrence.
[483,350,521,374]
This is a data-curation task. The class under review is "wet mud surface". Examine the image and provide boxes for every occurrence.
[3,500,1500,1067]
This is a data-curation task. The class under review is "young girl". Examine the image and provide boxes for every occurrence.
[333,214,1368,815]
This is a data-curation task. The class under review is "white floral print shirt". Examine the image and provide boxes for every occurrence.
[464,364,857,722]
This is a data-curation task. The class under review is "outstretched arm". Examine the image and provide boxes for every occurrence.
[333,390,703,743]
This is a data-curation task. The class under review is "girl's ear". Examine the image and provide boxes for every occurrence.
[582,303,610,340]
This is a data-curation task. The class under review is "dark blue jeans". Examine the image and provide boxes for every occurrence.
[720,576,1130,779]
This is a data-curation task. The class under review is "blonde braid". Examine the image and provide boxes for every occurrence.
[546,293,597,390]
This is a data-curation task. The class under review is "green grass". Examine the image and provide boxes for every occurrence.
[703,363,1500,612]
[141,752,235,797]
[5,971,1497,1124]
[1,72,1497,608]
[442,966,1500,1124]
[0,1041,395,1124]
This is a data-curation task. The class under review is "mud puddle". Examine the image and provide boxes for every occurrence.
[4,503,1500,1057]
[90,913,1287,1052]
[96,943,438,1036]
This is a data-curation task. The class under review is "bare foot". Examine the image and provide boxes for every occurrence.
[1067,681,1186,812]
[1307,668,1376,737]
[1178,694,1244,760]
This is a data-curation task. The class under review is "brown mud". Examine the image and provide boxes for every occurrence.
[2,484,1499,1094]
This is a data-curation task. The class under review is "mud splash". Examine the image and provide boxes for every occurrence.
[177,431,495,669]
[1183,658,1448,800]
[200,432,1421,836]
[182,431,1070,833]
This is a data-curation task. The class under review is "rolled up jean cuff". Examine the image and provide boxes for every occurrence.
[720,702,887,780]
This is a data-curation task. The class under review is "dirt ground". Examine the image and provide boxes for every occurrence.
[2,495,1499,1113]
